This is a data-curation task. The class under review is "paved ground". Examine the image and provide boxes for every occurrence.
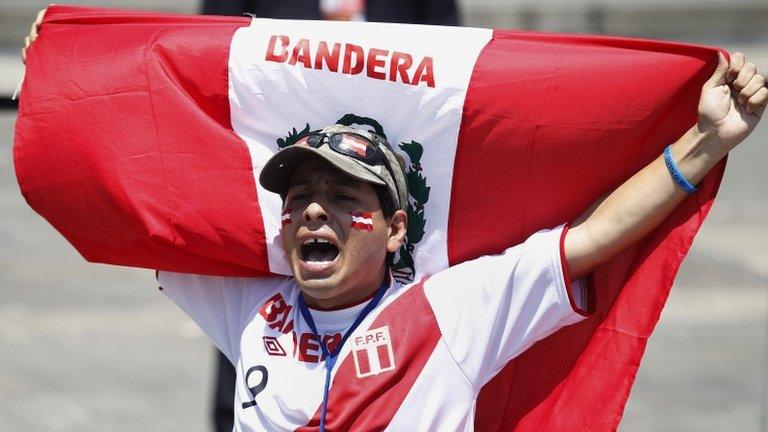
[0,108,211,431]
[0,9,766,432]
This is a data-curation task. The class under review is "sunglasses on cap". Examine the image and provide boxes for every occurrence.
[295,131,403,207]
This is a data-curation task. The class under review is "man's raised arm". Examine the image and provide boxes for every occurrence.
[565,52,767,279]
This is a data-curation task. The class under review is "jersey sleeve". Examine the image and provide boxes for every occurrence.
[423,225,591,389]
[157,271,285,365]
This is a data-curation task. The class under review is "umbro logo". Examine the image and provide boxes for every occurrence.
[352,326,395,378]
[263,336,286,356]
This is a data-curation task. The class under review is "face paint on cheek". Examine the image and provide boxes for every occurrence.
[281,209,292,227]
[349,211,374,232]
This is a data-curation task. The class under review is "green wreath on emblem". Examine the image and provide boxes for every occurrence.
[276,114,430,283]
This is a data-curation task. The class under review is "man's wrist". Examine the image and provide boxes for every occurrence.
[670,126,727,187]
[692,123,732,158]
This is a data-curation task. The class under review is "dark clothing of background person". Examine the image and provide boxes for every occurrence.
[202,0,460,26]
[366,0,460,25]
[202,0,323,20]
[201,1,459,430]
[212,350,237,432]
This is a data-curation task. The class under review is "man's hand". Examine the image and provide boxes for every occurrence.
[565,52,766,280]
[22,8,47,64]
[697,52,767,154]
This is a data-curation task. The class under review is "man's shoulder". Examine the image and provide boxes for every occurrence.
[159,270,293,286]
[158,271,298,304]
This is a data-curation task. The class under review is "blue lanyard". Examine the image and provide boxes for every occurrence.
[297,280,389,432]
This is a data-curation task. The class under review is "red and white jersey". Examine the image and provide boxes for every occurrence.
[159,226,589,431]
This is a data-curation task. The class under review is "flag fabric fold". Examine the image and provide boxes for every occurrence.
[14,5,725,430]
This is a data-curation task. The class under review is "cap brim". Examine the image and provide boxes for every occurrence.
[259,145,387,195]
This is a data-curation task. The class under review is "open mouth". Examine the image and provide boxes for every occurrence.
[300,238,340,264]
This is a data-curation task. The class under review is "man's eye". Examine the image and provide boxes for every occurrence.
[335,194,355,201]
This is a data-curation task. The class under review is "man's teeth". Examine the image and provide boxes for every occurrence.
[303,238,332,246]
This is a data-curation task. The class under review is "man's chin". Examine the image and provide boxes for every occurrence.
[294,274,344,306]
[296,271,337,287]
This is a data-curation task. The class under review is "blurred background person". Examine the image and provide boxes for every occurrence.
[202,0,459,25]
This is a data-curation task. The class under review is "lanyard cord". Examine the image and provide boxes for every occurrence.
[297,280,389,432]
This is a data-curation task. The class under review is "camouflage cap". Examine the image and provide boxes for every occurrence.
[259,124,408,211]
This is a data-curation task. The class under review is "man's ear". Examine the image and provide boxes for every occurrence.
[386,210,408,253]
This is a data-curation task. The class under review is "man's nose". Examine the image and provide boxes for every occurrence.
[303,201,329,223]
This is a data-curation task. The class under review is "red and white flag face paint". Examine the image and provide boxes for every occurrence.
[349,211,374,232]
[281,209,292,227]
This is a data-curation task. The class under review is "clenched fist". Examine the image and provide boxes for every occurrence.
[697,52,767,153]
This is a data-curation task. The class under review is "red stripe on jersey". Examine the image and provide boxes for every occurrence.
[296,279,440,431]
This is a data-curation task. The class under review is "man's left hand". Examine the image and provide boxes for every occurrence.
[697,52,767,153]
[566,51,766,279]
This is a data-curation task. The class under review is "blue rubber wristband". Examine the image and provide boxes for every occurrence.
[663,145,698,193]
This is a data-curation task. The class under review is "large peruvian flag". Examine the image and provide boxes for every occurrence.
[14,5,725,431]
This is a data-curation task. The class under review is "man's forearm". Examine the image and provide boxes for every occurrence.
[565,126,727,279]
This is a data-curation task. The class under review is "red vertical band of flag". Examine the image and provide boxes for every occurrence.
[451,30,724,430]
[14,6,266,276]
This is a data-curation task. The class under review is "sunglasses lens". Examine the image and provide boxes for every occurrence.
[334,133,375,159]
[308,134,323,146]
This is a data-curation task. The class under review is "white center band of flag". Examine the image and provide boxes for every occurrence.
[227,18,492,277]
